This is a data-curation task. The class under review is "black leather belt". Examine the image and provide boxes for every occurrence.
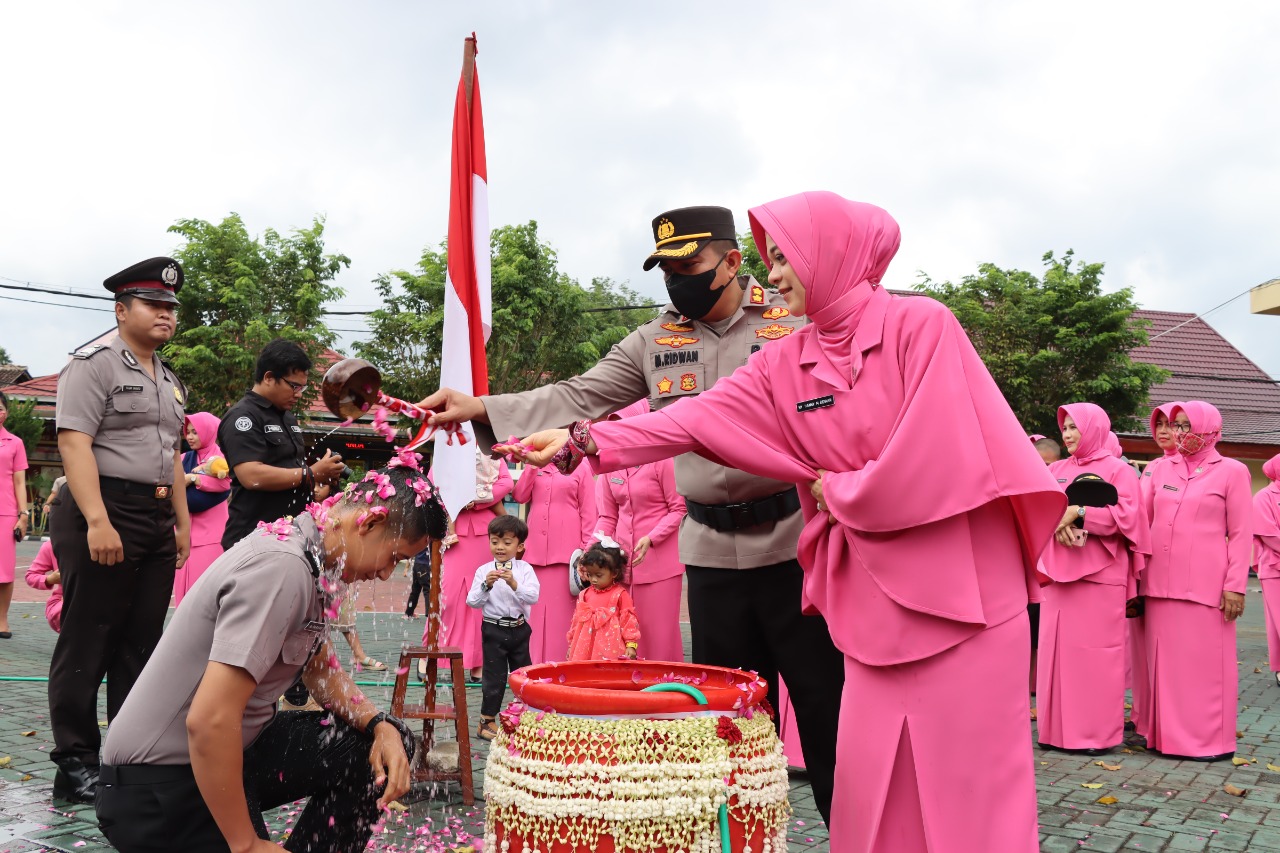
[99,763,193,786]
[100,476,172,501]
[685,488,801,532]
[483,615,526,628]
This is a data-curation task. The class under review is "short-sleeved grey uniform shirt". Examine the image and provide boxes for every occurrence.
[55,335,186,485]
[103,514,330,766]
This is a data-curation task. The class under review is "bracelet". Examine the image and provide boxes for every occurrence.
[364,711,389,736]
[625,642,638,649]
[551,420,592,475]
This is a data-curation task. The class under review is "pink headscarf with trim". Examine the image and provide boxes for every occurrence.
[749,192,900,391]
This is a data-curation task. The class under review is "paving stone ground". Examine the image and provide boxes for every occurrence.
[5,536,1279,852]
[0,541,827,852]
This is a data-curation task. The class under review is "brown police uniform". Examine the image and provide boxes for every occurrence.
[48,258,186,793]
[97,514,416,853]
[477,207,844,824]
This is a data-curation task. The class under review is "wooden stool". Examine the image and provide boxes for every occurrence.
[390,645,474,806]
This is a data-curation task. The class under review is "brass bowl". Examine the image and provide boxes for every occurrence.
[321,357,383,420]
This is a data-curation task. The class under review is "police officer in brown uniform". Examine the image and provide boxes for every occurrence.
[48,257,191,803]
[419,207,844,824]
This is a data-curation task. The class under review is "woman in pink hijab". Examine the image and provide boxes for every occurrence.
[1140,401,1251,760]
[1036,403,1149,754]
[1128,402,1181,736]
[1254,453,1280,688]
[174,412,230,607]
[595,399,687,663]
[501,192,1063,853]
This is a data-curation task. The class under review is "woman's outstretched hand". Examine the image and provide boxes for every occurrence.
[494,429,572,467]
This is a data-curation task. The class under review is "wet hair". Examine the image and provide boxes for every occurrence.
[580,541,628,585]
[255,338,312,383]
[343,466,448,542]
[488,514,528,542]
[1034,437,1062,458]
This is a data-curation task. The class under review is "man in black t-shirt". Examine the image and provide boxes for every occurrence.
[218,340,346,551]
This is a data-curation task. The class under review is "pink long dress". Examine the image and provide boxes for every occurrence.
[1130,402,1181,736]
[431,458,512,671]
[596,399,686,663]
[173,412,230,606]
[1036,403,1149,751]
[512,463,595,664]
[584,192,1063,853]
[1140,401,1252,758]
[1253,454,1280,671]
[25,540,63,632]
[0,426,28,585]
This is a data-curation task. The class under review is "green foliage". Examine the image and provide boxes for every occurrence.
[162,214,349,415]
[739,230,769,284]
[0,346,11,364]
[355,221,653,401]
[915,250,1169,439]
[3,396,44,456]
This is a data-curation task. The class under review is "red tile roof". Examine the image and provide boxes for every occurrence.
[1127,310,1280,445]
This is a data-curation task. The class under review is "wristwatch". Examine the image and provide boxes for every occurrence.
[1077,506,1086,518]
[364,711,390,736]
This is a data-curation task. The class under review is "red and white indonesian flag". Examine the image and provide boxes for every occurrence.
[430,35,491,520]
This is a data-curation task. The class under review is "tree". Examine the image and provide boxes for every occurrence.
[0,346,11,365]
[355,221,653,403]
[2,396,43,456]
[162,214,349,415]
[915,251,1168,439]
[738,230,769,284]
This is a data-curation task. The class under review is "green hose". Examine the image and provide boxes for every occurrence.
[639,682,709,705]
[719,803,731,853]
[0,675,477,688]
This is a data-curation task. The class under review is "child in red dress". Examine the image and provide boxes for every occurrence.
[566,540,641,661]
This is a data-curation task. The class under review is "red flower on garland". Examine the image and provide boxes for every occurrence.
[716,716,743,744]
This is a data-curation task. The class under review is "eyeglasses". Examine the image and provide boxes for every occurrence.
[280,377,308,393]
[1170,422,1192,433]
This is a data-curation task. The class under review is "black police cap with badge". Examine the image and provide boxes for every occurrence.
[642,206,738,272]
[103,257,183,304]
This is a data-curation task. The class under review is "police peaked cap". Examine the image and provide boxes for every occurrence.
[643,206,738,271]
[103,257,183,304]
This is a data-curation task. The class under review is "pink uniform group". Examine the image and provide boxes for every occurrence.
[1036,398,1254,764]
[431,439,687,670]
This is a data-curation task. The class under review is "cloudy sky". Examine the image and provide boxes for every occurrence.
[2,1,1278,379]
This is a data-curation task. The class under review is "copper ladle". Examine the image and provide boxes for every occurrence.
[321,358,466,446]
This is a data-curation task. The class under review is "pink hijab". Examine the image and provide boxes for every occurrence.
[1149,402,1182,457]
[1266,453,1280,484]
[1170,400,1223,467]
[749,192,900,390]
[184,412,222,465]
[1105,432,1123,458]
[1058,403,1111,464]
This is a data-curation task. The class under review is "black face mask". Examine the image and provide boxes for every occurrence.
[664,254,728,321]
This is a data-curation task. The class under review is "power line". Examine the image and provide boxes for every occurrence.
[1147,283,1260,341]
[0,293,113,312]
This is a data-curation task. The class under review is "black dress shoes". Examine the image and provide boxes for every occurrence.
[52,758,99,804]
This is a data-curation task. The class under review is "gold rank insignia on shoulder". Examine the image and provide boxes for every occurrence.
[660,322,695,333]
[656,218,675,242]
[656,376,674,394]
[654,334,699,349]
[750,284,765,304]
[762,306,790,320]
[755,324,795,340]
[680,373,697,391]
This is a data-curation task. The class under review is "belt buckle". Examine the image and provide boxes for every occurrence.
[728,502,756,529]
[154,486,170,500]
